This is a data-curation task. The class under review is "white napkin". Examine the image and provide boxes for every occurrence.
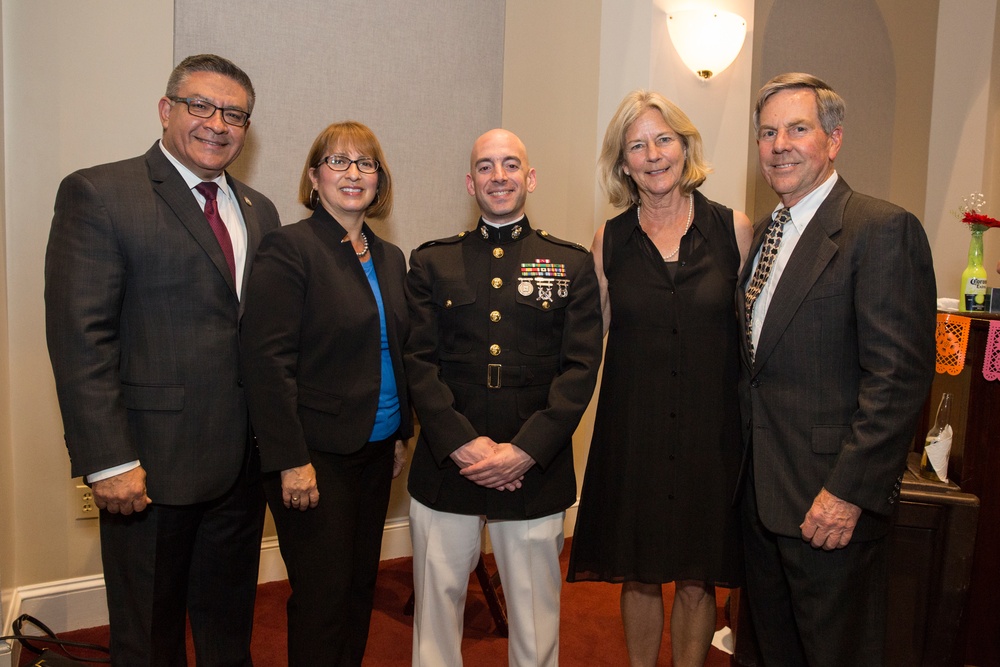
[925,424,953,483]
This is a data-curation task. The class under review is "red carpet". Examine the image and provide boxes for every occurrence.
[19,540,733,665]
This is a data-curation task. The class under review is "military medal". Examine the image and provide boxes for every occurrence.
[520,259,567,303]
[535,277,554,302]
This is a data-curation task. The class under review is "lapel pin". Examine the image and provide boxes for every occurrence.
[243,196,252,207]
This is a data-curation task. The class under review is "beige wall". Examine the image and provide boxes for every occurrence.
[1,0,998,626]
[1,0,174,611]
[0,0,11,642]
[502,0,604,488]
[923,0,1000,298]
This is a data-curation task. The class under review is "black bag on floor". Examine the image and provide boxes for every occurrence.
[2,613,109,664]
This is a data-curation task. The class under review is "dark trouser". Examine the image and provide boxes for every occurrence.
[100,467,266,667]
[741,477,890,667]
[264,437,395,667]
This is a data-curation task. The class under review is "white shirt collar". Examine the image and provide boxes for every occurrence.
[771,170,838,233]
[158,140,232,199]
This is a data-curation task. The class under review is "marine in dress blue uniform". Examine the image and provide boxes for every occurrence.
[404,130,603,666]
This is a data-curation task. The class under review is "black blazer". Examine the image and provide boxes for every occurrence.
[736,177,936,541]
[45,143,281,504]
[403,218,603,520]
[240,206,412,473]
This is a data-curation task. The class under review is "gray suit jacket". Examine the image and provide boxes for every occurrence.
[45,142,280,504]
[737,177,936,541]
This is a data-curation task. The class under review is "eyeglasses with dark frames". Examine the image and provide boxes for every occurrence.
[321,155,380,174]
[169,97,250,127]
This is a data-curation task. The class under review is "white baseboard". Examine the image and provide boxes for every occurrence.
[11,574,109,635]
[7,503,578,635]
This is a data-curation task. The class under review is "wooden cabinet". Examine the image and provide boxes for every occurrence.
[916,313,1000,666]
[884,460,979,666]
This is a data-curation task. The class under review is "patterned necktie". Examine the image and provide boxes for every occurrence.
[195,182,236,282]
[745,207,791,359]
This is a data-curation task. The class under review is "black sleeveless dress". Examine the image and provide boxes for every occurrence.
[568,191,743,586]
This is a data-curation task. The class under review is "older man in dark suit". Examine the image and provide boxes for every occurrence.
[737,73,936,666]
[45,54,280,665]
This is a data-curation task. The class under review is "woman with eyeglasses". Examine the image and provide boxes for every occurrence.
[241,121,411,666]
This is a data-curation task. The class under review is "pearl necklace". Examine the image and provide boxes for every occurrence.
[637,194,694,261]
[354,232,370,258]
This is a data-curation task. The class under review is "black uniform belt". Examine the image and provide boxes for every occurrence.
[440,362,559,389]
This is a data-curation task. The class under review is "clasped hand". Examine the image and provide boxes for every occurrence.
[451,436,534,492]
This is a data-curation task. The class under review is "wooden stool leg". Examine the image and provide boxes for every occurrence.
[474,554,509,637]
[403,591,415,616]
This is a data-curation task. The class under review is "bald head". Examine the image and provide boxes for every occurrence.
[470,129,529,171]
[466,129,536,224]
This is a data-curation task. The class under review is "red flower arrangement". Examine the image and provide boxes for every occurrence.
[956,193,1000,232]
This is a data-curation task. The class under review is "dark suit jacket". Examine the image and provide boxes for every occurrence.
[737,177,936,541]
[403,218,603,520]
[240,206,413,473]
[45,142,281,505]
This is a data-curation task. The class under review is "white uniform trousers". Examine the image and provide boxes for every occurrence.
[409,498,565,667]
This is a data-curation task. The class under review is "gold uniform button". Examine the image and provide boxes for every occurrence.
[491,277,503,289]
[444,299,453,308]
[489,344,501,356]
[493,247,504,259]
[541,301,551,309]
[490,311,501,322]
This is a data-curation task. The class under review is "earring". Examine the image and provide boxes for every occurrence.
[309,188,320,209]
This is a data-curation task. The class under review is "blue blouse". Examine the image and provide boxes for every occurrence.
[362,258,401,441]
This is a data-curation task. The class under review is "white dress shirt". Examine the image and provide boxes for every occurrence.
[159,141,248,298]
[749,171,839,351]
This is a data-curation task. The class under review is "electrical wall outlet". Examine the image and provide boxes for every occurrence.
[74,483,99,520]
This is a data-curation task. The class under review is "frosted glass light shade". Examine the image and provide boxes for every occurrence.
[667,9,747,80]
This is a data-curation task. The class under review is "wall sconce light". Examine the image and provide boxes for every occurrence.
[667,9,747,80]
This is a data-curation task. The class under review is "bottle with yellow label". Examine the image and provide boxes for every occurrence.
[960,229,988,312]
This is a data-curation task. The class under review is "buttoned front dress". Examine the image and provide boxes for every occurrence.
[568,193,743,587]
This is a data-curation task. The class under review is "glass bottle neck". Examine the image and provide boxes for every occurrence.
[967,229,985,267]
